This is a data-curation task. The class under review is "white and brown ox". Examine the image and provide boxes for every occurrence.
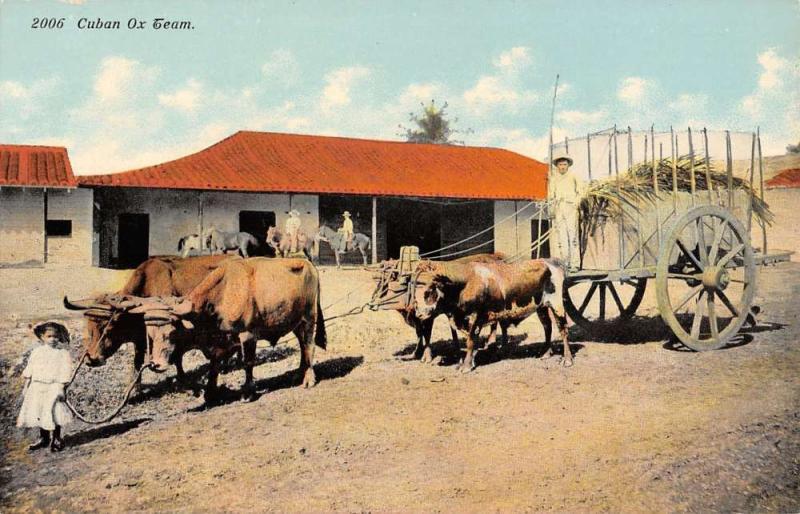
[122,257,326,404]
[370,253,534,364]
[412,258,571,372]
[64,255,234,383]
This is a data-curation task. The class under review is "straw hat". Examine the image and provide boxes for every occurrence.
[343,211,351,217]
[33,320,70,343]
[289,209,300,217]
[551,150,573,167]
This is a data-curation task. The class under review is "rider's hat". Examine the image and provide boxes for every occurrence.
[343,211,351,217]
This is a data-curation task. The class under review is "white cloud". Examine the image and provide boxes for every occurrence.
[261,49,299,87]
[158,79,203,113]
[492,46,531,73]
[0,77,60,119]
[557,109,608,126]
[757,48,788,90]
[463,47,538,115]
[320,66,370,111]
[617,77,652,105]
[93,56,158,104]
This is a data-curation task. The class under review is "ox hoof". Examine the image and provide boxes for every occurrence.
[430,355,443,366]
[420,347,433,364]
[561,357,574,368]
[301,370,317,389]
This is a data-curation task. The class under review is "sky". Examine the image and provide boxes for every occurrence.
[0,0,798,174]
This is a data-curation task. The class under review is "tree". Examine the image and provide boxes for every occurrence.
[399,100,471,145]
[787,140,800,154]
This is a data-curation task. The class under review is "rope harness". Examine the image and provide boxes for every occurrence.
[63,309,149,424]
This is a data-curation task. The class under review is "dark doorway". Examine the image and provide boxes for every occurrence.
[531,218,551,258]
[383,199,442,258]
[118,213,149,268]
[239,211,276,256]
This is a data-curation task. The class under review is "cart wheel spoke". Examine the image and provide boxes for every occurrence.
[709,219,728,266]
[673,284,704,314]
[577,282,598,316]
[716,289,740,318]
[707,291,719,340]
[690,291,706,340]
[717,243,745,268]
[607,282,625,312]
[676,238,704,271]
[696,219,709,265]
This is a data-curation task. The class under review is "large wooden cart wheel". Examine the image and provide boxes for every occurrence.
[564,277,647,328]
[656,205,756,351]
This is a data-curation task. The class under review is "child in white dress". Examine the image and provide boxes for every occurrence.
[16,321,74,452]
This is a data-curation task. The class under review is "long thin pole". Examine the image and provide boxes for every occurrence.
[629,127,644,267]
[371,196,378,264]
[614,125,624,268]
[547,75,560,187]
[671,127,678,212]
[703,127,714,203]
[652,125,661,246]
[586,133,592,181]
[688,127,696,206]
[747,132,756,233]
[726,130,734,209]
[758,127,766,255]
[43,187,48,264]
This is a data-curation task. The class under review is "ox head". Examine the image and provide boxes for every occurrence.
[124,296,194,372]
[410,263,450,321]
[64,294,143,366]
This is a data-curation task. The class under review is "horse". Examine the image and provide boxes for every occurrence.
[316,224,371,267]
[265,226,316,259]
[177,233,207,257]
[206,228,259,258]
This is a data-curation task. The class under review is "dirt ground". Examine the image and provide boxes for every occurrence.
[0,259,799,513]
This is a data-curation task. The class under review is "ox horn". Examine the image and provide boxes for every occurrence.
[63,296,108,311]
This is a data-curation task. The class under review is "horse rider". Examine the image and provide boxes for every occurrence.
[338,211,354,252]
[549,150,585,271]
[285,209,302,254]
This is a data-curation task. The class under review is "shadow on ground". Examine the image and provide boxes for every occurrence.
[66,418,150,449]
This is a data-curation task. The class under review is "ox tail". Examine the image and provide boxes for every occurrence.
[314,294,327,350]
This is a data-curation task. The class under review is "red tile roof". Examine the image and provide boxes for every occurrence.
[0,145,77,188]
[766,168,800,189]
[77,131,547,200]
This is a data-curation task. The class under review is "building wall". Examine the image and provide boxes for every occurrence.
[493,201,539,260]
[0,187,44,267]
[47,188,93,266]
[94,187,319,267]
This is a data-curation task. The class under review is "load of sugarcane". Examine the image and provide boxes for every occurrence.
[578,155,774,233]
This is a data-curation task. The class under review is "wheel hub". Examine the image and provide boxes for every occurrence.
[702,266,729,290]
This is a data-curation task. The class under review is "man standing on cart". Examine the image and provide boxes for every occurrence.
[549,151,585,271]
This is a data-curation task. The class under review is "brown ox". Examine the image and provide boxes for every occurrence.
[369,253,527,363]
[124,257,326,404]
[412,258,570,372]
[63,255,233,381]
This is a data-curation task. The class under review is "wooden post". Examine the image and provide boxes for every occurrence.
[629,127,644,267]
[652,125,661,246]
[586,133,592,181]
[726,130,734,209]
[43,187,48,264]
[671,127,678,212]
[688,127,696,206]
[198,192,205,253]
[614,126,624,268]
[747,132,756,234]
[758,128,766,255]
[702,128,714,203]
[536,203,543,259]
[371,196,378,264]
